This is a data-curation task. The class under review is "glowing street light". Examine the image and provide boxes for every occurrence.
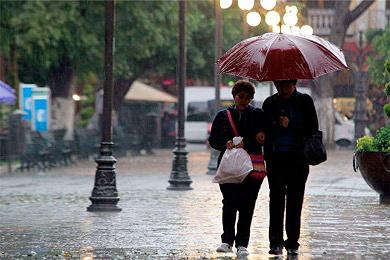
[247,11,261,27]
[220,0,232,9]
[260,0,276,11]
[72,94,81,101]
[265,10,280,26]
[283,5,298,26]
[238,0,254,10]
[300,24,314,35]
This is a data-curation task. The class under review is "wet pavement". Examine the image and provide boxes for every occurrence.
[0,146,389,259]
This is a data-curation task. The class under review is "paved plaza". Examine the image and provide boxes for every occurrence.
[0,145,389,259]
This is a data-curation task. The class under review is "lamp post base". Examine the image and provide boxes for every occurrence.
[167,138,192,190]
[207,148,219,175]
[167,180,193,190]
[87,197,122,212]
[87,142,121,212]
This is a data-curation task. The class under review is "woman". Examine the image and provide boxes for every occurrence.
[208,80,265,257]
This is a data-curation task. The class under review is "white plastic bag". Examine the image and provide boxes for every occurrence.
[213,148,253,184]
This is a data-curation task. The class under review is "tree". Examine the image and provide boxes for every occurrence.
[367,25,390,85]
[310,0,375,146]
[112,0,245,110]
[0,1,104,138]
[1,0,246,134]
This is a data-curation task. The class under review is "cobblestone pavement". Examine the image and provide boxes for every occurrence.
[0,146,389,259]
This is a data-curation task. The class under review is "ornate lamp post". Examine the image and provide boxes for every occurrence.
[87,0,121,212]
[167,0,193,190]
[207,0,223,175]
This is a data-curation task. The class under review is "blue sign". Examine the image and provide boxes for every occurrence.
[32,97,49,132]
[20,83,37,121]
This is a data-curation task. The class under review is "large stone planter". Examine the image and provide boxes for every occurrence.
[355,152,390,204]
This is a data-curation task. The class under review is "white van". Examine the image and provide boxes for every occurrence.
[184,84,271,143]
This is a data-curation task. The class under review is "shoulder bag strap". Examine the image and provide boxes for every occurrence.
[226,110,239,136]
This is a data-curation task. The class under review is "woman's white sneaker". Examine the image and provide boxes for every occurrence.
[236,246,250,257]
[216,243,233,253]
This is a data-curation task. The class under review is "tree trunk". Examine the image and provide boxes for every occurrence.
[51,97,75,140]
[113,77,136,111]
[48,58,76,140]
[311,78,335,147]
[0,53,5,81]
[312,0,374,147]
[10,41,19,107]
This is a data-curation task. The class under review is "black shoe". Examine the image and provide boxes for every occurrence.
[287,248,298,256]
[268,246,283,255]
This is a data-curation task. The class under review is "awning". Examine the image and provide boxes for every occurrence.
[124,80,177,103]
[0,80,16,105]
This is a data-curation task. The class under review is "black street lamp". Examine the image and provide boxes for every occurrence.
[167,0,193,190]
[354,31,368,141]
[87,0,121,212]
[207,0,223,175]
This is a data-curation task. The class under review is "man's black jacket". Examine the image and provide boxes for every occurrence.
[262,90,318,161]
[208,105,265,166]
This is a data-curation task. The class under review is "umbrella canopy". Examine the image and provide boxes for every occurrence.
[0,80,16,105]
[217,32,348,81]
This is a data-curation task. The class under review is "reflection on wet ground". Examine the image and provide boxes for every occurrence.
[0,149,389,259]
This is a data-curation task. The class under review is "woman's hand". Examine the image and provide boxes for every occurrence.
[256,131,265,144]
[226,140,244,149]
[235,141,244,148]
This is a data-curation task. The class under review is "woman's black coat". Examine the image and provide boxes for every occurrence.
[208,105,265,166]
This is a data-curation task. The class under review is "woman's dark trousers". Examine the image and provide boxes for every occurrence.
[219,177,262,248]
[267,152,309,250]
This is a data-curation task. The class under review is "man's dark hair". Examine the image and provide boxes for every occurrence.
[273,79,298,85]
[231,80,255,99]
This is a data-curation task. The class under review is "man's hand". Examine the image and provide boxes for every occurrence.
[279,116,289,128]
[256,132,265,144]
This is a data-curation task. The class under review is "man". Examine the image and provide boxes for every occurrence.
[262,80,319,257]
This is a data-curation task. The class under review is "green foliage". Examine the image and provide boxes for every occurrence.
[372,126,390,152]
[78,75,97,128]
[365,28,383,43]
[385,59,390,74]
[385,82,390,96]
[114,1,250,83]
[1,0,261,103]
[367,26,390,85]
[0,105,12,129]
[357,57,390,151]
[356,136,376,152]
[384,103,390,118]
[0,1,104,89]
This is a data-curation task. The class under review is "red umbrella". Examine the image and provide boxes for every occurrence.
[217,32,349,81]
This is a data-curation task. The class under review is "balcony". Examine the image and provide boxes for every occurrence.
[307,9,334,37]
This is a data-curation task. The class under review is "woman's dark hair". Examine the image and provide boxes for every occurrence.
[231,80,255,99]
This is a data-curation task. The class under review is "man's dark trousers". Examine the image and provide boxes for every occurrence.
[267,152,309,250]
[219,177,262,248]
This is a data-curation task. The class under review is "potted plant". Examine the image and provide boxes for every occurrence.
[354,60,390,204]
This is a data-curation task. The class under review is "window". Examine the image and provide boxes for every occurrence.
[187,102,211,122]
